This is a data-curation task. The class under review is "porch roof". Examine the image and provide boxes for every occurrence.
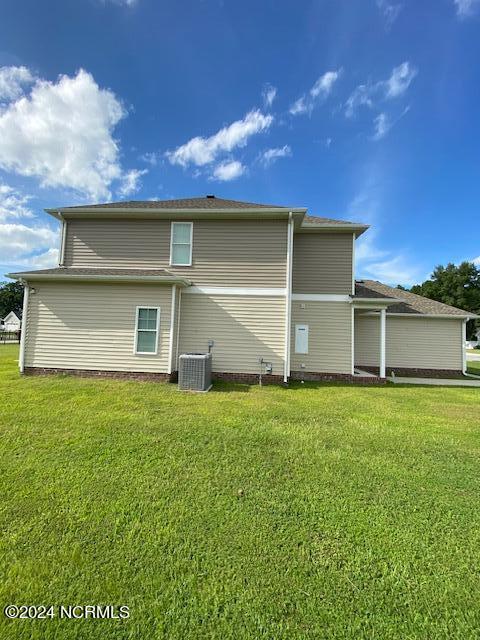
[6,267,192,286]
[355,280,478,318]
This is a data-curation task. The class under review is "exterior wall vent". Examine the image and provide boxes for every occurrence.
[178,353,212,392]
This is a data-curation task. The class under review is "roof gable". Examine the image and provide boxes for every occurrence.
[59,196,289,210]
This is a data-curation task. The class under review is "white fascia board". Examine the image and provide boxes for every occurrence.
[292,294,351,302]
[45,207,307,220]
[7,274,192,286]
[183,286,286,296]
[352,298,397,307]
[299,224,369,237]
[364,312,476,319]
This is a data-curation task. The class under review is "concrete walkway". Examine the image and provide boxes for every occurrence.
[389,376,480,387]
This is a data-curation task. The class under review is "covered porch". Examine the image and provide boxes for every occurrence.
[352,297,395,379]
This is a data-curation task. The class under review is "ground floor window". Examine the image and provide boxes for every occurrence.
[135,307,160,354]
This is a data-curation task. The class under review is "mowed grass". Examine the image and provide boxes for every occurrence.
[467,359,480,375]
[1,345,480,640]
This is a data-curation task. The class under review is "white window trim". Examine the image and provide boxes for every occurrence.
[170,221,193,266]
[134,306,160,355]
[295,324,309,354]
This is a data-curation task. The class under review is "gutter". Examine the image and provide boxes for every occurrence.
[45,207,307,220]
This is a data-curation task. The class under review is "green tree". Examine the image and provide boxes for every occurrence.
[410,262,480,339]
[0,281,24,320]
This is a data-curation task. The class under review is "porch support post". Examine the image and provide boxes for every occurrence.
[19,283,29,373]
[379,308,386,378]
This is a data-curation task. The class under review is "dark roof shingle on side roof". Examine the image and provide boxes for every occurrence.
[62,197,288,210]
[8,267,178,278]
[355,280,474,316]
[303,215,362,225]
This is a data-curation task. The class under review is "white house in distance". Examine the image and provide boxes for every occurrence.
[2,311,22,332]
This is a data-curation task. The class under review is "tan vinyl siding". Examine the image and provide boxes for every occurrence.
[64,219,287,287]
[354,314,463,370]
[178,294,285,375]
[290,301,352,374]
[292,232,353,294]
[25,282,172,373]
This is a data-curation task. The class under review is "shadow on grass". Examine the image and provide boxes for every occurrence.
[211,382,252,393]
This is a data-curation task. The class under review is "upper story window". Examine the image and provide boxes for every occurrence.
[170,222,193,266]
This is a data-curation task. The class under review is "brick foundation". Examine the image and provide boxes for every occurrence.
[24,366,173,383]
[212,372,284,385]
[290,370,387,385]
[23,366,388,385]
[357,365,464,379]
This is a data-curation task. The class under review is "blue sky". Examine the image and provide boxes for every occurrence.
[0,0,479,285]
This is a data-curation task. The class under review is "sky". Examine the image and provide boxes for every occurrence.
[0,0,479,285]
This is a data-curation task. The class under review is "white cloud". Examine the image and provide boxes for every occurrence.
[0,222,58,264]
[372,113,391,140]
[385,62,417,98]
[454,0,480,17]
[361,255,421,286]
[0,182,34,221]
[211,160,245,181]
[0,66,35,102]
[139,151,159,166]
[259,145,292,167]
[289,70,341,116]
[0,68,130,200]
[473,256,480,265]
[0,182,60,271]
[345,61,417,117]
[376,0,403,29]
[166,109,273,168]
[23,247,59,269]
[289,96,309,116]
[345,84,375,118]
[348,179,423,286]
[118,168,148,197]
[102,0,138,6]
[262,84,277,108]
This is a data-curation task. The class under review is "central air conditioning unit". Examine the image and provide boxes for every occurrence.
[178,353,212,392]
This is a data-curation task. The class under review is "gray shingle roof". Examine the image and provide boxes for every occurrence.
[61,196,289,210]
[303,215,363,225]
[355,280,475,316]
[7,268,190,284]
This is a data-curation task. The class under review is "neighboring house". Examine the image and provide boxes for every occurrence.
[2,311,21,332]
[7,196,478,383]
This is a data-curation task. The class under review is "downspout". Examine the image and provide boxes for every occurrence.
[175,288,182,371]
[284,212,294,383]
[58,213,67,266]
[19,281,29,373]
[168,285,177,375]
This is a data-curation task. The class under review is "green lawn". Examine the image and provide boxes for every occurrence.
[1,345,480,640]
[467,359,480,374]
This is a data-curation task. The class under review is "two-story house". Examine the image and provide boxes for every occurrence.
[8,196,475,383]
